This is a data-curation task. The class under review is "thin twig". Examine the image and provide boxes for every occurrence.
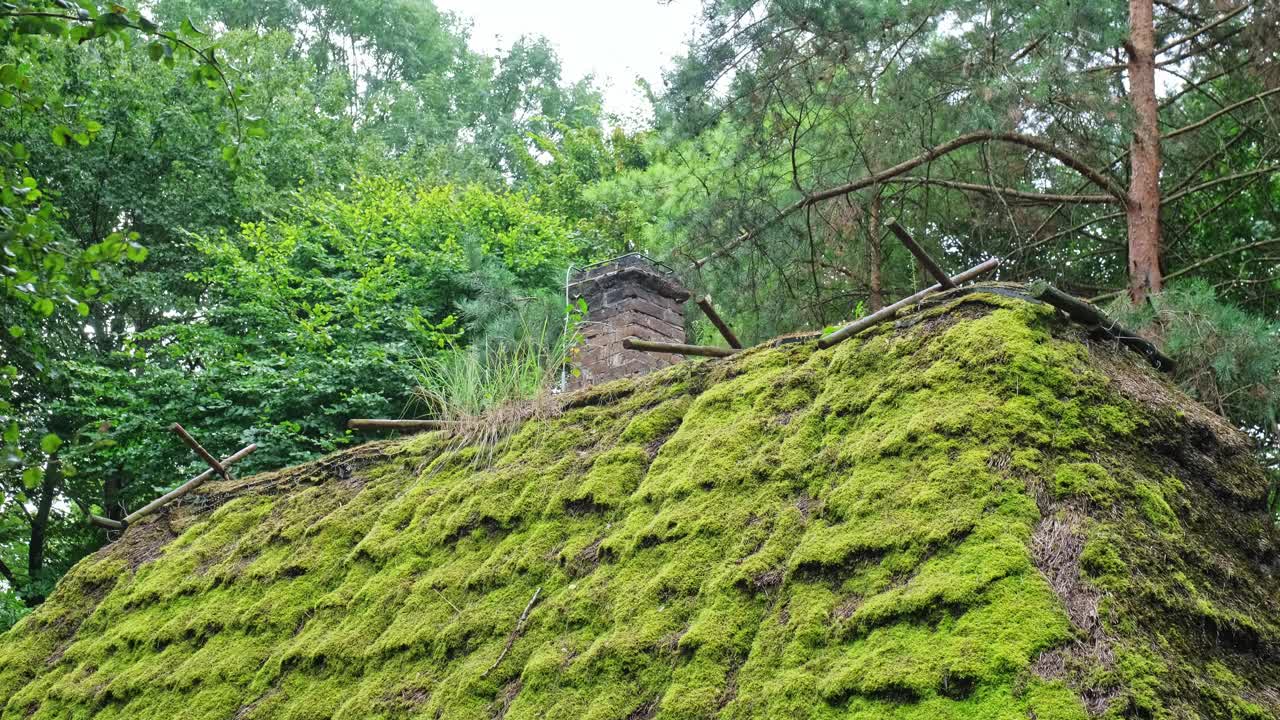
[482,587,542,678]
[434,587,462,615]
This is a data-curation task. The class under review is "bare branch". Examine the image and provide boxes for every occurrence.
[1157,3,1249,55]
[1091,237,1280,301]
[1010,33,1050,63]
[1164,237,1280,282]
[694,131,1127,268]
[1163,86,1280,139]
[879,177,1119,204]
[1165,164,1280,203]
[1158,56,1252,110]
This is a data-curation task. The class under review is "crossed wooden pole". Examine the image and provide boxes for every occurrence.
[624,221,996,357]
[88,424,256,531]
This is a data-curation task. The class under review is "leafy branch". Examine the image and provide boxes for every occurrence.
[1,5,243,140]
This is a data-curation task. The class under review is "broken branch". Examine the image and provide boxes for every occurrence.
[88,515,126,531]
[1028,282,1174,372]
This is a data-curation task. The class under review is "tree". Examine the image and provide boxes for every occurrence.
[1,0,604,621]
[2,0,246,608]
[637,0,1280,338]
[1126,0,1163,301]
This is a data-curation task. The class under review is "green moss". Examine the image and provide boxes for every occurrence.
[2,290,1276,720]
[1052,463,1118,502]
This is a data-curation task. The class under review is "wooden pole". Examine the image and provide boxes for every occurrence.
[695,295,743,349]
[818,258,1000,349]
[170,423,230,481]
[622,337,737,358]
[886,220,956,289]
[88,515,126,531]
[347,419,454,431]
[123,443,257,525]
[1028,281,1174,371]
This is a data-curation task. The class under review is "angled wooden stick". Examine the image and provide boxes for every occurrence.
[170,423,230,481]
[123,443,257,525]
[818,258,1000,349]
[695,295,743,349]
[887,220,956,289]
[347,419,454,431]
[623,337,737,358]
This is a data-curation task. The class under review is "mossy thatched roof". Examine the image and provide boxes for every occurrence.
[2,290,1278,719]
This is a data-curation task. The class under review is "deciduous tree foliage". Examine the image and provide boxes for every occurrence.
[0,0,598,621]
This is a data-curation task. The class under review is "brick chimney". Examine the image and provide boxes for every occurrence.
[568,254,690,388]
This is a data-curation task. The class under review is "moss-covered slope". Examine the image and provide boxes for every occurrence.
[2,291,1278,720]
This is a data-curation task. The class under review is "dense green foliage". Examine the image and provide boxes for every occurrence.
[1,0,600,621]
[1,293,1275,718]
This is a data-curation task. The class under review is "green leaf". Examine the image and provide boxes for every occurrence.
[76,302,90,317]
[22,466,42,490]
[7,325,23,338]
[40,433,62,454]
[50,125,70,147]
[72,132,91,147]
[3,422,18,445]
[125,242,148,262]
[0,92,15,108]
[34,297,54,316]
[246,116,269,139]
[180,17,205,37]
[147,41,164,61]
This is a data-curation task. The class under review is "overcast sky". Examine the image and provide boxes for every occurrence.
[434,0,703,125]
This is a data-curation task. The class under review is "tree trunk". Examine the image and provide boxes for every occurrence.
[103,466,125,522]
[867,193,884,311]
[1126,0,1163,303]
[26,453,61,606]
[0,558,18,590]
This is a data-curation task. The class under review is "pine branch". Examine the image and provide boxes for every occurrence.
[879,177,1119,204]
[1157,3,1249,55]
[1166,165,1280,203]
[1163,238,1280,282]
[694,131,1127,268]
[1163,87,1280,140]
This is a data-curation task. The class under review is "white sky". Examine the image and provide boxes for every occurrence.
[435,0,703,126]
